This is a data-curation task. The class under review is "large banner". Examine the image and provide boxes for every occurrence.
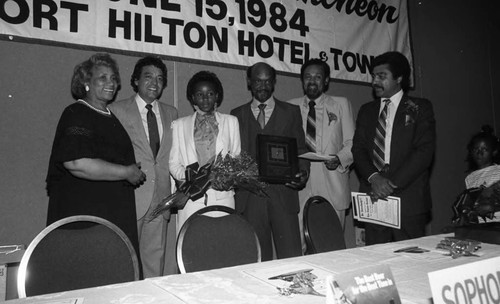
[0,0,412,83]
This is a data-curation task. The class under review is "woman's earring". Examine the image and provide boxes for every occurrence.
[85,85,90,92]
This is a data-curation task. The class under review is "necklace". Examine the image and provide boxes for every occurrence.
[78,99,111,116]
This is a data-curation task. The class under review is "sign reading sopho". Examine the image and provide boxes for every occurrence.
[428,256,500,304]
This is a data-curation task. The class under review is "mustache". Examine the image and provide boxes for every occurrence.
[256,89,271,94]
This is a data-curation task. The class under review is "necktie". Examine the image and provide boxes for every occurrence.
[146,104,160,158]
[257,104,266,129]
[305,100,316,152]
[373,99,391,171]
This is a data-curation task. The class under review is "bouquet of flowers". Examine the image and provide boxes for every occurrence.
[209,151,267,195]
[149,151,267,221]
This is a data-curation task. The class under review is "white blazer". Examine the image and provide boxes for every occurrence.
[169,111,241,208]
[169,111,241,179]
[287,94,355,211]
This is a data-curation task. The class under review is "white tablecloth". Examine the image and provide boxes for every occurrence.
[149,234,500,304]
[7,234,500,304]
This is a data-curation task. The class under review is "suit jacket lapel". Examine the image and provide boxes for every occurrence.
[389,95,409,167]
[126,98,152,157]
[393,95,408,128]
[265,99,282,131]
[157,102,172,157]
[185,113,197,162]
[320,101,333,153]
[215,112,225,153]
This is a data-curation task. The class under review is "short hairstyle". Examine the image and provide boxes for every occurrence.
[370,51,411,92]
[466,125,500,171]
[186,71,224,107]
[130,56,167,92]
[71,53,121,100]
[301,58,330,80]
[246,62,276,81]
[300,58,330,91]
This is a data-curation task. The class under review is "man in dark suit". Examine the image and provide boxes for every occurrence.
[352,51,436,245]
[230,62,309,261]
[109,56,178,276]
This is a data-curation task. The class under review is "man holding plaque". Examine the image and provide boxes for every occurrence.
[231,62,309,261]
[287,58,355,250]
[352,51,436,245]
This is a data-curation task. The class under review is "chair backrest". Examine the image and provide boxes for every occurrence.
[303,196,346,254]
[17,215,140,298]
[177,205,261,273]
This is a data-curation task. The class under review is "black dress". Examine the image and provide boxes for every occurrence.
[46,102,139,254]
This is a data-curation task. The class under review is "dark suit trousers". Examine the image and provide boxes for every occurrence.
[365,212,430,245]
[238,191,302,261]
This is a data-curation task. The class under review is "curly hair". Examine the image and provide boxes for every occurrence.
[71,53,121,100]
[370,51,411,92]
[300,58,331,92]
[186,71,224,107]
[130,56,167,92]
[466,125,500,172]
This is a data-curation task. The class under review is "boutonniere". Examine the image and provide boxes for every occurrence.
[403,99,419,126]
[326,109,337,126]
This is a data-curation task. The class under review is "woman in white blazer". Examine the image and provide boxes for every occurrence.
[169,71,241,233]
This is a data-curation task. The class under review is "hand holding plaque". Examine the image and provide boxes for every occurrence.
[257,134,300,184]
[285,170,308,190]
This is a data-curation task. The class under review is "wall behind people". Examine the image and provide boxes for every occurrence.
[1,0,499,246]
[0,42,369,246]
[410,0,500,233]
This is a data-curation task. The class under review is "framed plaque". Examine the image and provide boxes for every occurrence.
[257,134,300,184]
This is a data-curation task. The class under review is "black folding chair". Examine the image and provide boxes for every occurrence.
[303,196,346,254]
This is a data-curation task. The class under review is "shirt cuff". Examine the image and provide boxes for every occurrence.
[367,172,379,183]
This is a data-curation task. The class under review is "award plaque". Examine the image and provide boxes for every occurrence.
[257,134,300,184]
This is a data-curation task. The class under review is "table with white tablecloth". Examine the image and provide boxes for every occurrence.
[6,234,500,304]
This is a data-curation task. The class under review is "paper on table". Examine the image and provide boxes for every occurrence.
[351,192,401,229]
[299,152,334,161]
[242,262,334,293]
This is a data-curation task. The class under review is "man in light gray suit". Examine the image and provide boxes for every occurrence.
[110,56,178,277]
[287,58,355,251]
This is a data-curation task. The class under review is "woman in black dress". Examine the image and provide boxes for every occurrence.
[46,53,146,254]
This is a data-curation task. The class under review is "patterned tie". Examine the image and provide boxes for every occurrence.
[305,100,316,152]
[373,99,391,171]
[146,104,160,158]
[257,104,266,129]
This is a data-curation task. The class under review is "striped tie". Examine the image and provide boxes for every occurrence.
[305,100,316,152]
[373,99,391,171]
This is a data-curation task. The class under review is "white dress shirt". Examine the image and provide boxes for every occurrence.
[302,94,325,153]
[251,97,275,126]
[135,95,164,142]
[379,89,403,164]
